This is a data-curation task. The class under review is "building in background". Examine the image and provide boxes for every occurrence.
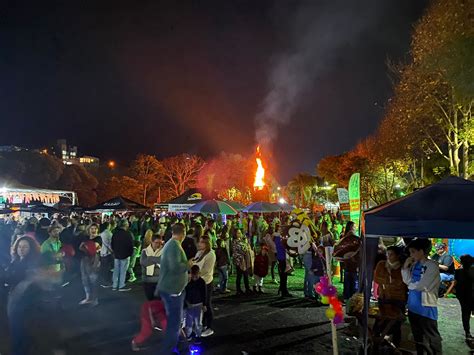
[50,139,99,167]
[79,155,100,167]
[51,139,78,164]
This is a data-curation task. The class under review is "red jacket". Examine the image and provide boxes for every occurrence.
[254,254,269,278]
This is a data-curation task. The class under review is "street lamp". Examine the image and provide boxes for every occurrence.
[108,160,116,169]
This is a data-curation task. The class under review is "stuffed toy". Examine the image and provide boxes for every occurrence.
[285,221,312,255]
[291,208,319,244]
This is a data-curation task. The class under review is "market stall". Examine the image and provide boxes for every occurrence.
[0,181,77,207]
[157,188,209,213]
[360,176,474,354]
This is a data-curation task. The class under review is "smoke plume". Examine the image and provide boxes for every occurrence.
[255,1,384,149]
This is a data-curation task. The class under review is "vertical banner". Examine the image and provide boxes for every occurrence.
[336,188,350,218]
[349,173,361,233]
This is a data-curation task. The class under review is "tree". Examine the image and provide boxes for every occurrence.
[0,151,64,188]
[160,154,205,198]
[57,165,99,207]
[386,0,474,178]
[197,152,254,203]
[96,176,142,203]
[131,154,162,205]
[286,173,318,207]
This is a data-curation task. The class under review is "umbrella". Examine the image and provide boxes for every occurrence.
[186,200,238,215]
[243,202,281,213]
[225,201,246,211]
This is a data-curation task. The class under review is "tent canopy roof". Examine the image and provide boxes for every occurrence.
[364,176,474,238]
[166,188,210,205]
[0,179,74,195]
[91,196,148,211]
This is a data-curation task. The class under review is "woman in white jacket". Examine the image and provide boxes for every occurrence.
[402,239,442,355]
[192,236,216,337]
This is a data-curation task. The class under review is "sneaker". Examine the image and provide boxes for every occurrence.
[79,299,91,305]
[201,328,214,337]
[119,287,132,292]
[223,289,231,293]
[131,340,140,352]
[112,288,118,291]
[186,336,193,342]
[101,284,113,288]
[128,276,137,283]
[90,300,99,307]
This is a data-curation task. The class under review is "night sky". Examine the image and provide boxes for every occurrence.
[1,0,427,182]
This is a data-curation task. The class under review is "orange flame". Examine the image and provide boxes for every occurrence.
[253,145,265,190]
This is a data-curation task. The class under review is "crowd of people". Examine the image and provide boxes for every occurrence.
[0,210,472,354]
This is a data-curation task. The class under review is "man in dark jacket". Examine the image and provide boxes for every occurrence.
[182,228,197,260]
[111,219,134,291]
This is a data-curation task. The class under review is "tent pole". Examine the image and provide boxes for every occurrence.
[325,246,339,355]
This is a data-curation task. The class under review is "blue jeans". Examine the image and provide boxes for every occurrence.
[185,304,203,337]
[112,258,130,289]
[440,272,454,282]
[159,291,185,355]
[217,265,228,292]
[343,270,358,300]
[303,252,317,297]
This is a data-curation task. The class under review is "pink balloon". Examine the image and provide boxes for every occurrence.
[315,283,323,294]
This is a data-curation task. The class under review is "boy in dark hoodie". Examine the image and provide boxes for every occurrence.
[184,265,207,343]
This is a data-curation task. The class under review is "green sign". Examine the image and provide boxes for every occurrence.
[349,173,361,233]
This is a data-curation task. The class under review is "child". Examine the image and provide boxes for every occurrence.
[215,238,230,293]
[253,245,269,293]
[131,299,167,351]
[402,239,441,355]
[184,265,207,343]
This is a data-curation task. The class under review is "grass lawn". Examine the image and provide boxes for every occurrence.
[224,264,344,298]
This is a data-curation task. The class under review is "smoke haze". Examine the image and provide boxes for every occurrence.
[256,1,386,149]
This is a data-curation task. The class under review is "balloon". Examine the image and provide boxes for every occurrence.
[320,276,329,286]
[60,244,75,257]
[321,296,329,304]
[333,312,344,324]
[325,308,336,319]
[315,283,323,294]
[329,296,338,306]
[333,302,343,313]
[321,286,330,296]
[326,285,337,297]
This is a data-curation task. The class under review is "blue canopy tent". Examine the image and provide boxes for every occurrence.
[360,176,474,353]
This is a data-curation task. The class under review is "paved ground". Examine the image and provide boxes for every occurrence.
[0,268,472,355]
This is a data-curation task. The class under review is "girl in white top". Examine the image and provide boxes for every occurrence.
[192,236,216,337]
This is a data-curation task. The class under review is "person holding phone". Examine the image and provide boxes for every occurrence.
[402,239,442,355]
